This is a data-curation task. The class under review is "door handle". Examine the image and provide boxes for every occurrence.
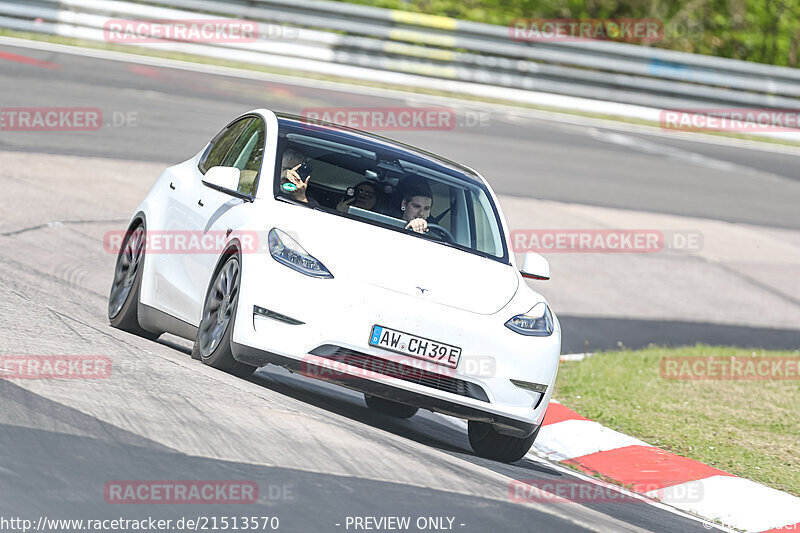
[169,182,175,190]
[198,199,204,207]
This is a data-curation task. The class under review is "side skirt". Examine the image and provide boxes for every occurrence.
[138,304,198,341]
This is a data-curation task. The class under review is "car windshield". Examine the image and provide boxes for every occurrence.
[273,119,508,263]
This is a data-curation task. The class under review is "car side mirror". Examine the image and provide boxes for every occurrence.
[520,252,550,280]
[202,166,240,193]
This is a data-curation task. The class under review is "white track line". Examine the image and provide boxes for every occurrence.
[3,35,800,154]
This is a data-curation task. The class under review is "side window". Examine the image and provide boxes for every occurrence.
[221,119,265,196]
[198,118,253,174]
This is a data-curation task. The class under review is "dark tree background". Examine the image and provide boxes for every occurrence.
[337,0,800,67]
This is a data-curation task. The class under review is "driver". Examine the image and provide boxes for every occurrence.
[396,175,432,234]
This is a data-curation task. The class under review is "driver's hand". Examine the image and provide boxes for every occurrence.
[286,164,310,202]
[405,218,428,234]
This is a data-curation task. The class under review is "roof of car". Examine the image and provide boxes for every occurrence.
[275,113,486,187]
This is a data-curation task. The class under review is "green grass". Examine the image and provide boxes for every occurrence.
[4,29,800,149]
[553,345,800,496]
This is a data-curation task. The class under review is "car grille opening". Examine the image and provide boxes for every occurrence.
[308,345,490,403]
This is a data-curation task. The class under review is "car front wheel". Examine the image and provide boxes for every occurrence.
[468,420,540,463]
[192,255,256,378]
[108,223,160,340]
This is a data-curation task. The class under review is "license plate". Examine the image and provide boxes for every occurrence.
[369,325,461,368]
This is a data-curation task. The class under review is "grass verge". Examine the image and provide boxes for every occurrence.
[3,29,800,149]
[553,344,800,497]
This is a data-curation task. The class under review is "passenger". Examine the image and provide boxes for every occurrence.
[396,175,433,234]
[336,181,380,212]
[280,148,316,205]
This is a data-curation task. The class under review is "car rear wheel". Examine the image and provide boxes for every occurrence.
[108,223,160,340]
[192,255,256,378]
[468,420,540,463]
[364,394,419,419]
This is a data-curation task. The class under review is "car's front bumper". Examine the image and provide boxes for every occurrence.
[232,257,561,436]
[233,341,540,437]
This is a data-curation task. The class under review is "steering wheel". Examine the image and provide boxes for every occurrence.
[426,223,455,243]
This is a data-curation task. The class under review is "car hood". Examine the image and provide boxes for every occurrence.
[275,207,519,315]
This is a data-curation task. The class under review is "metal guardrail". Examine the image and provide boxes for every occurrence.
[2,0,800,115]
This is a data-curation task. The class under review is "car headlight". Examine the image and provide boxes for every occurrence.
[268,228,333,278]
[505,302,553,336]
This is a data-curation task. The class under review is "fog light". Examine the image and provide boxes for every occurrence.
[510,379,548,394]
[253,305,304,325]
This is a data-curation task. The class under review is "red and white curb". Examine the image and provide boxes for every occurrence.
[559,352,594,362]
[534,401,800,532]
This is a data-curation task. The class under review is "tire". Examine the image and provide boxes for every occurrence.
[193,255,256,378]
[108,223,160,340]
[468,420,540,463]
[364,394,419,419]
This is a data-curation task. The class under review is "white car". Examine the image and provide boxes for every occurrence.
[108,109,561,462]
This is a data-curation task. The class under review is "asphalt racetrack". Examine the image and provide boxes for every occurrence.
[1,39,798,532]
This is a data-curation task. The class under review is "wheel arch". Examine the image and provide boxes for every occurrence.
[206,239,244,297]
[126,211,147,233]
